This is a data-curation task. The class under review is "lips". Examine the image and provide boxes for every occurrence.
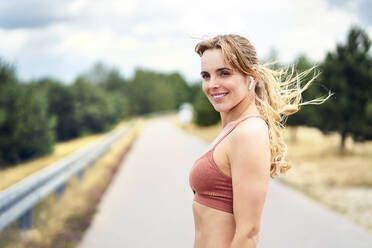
[211,92,228,101]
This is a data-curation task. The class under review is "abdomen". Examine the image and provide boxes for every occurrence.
[192,201,236,248]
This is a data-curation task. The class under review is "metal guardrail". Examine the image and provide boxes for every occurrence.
[0,121,136,232]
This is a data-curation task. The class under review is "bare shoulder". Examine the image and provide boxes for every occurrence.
[230,117,270,145]
[226,117,270,168]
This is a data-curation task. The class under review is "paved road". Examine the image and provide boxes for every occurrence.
[78,116,372,248]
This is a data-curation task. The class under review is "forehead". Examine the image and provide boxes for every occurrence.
[201,49,230,71]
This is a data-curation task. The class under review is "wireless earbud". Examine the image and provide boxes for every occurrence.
[249,76,254,90]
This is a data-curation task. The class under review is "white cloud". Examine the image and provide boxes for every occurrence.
[0,0,369,83]
[0,29,29,57]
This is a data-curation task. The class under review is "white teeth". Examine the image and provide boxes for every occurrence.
[212,93,227,99]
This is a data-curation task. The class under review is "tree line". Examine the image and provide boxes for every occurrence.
[0,61,197,166]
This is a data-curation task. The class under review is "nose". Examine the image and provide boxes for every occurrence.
[208,76,220,90]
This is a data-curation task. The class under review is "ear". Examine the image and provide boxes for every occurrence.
[251,67,258,81]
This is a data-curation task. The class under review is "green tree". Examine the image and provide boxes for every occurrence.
[47,82,79,140]
[79,61,114,85]
[167,72,190,108]
[192,86,220,126]
[317,26,372,151]
[74,62,131,127]
[0,60,17,129]
[0,83,55,166]
[127,69,180,115]
[27,77,80,141]
[72,79,119,135]
[148,80,176,111]
[0,59,17,86]
[127,69,155,115]
[285,55,327,142]
[98,68,130,120]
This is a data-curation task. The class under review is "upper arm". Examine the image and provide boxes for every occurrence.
[228,119,271,237]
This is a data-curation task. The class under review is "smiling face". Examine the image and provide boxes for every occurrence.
[200,48,251,113]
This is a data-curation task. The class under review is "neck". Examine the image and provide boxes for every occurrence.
[220,98,260,128]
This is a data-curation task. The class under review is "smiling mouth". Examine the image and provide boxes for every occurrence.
[211,93,228,101]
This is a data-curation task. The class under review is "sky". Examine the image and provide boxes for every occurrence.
[0,0,371,84]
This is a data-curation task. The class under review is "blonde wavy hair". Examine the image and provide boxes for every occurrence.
[195,34,332,179]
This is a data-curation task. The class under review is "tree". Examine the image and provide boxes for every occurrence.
[285,55,326,142]
[72,79,119,135]
[0,59,17,136]
[188,82,202,104]
[78,61,115,85]
[47,82,79,140]
[0,83,55,166]
[71,61,132,133]
[98,68,131,120]
[192,85,220,126]
[0,59,17,86]
[317,26,372,151]
[167,72,190,108]
[127,69,180,115]
[127,69,157,115]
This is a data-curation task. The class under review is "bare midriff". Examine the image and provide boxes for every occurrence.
[192,201,236,248]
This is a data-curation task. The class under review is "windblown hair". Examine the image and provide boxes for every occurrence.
[195,34,332,179]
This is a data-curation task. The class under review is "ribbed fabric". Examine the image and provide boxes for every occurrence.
[189,114,263,214]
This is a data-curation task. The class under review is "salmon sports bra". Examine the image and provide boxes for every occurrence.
[189,114,264,214]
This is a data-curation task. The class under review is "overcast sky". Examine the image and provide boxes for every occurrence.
[0,0,371,83]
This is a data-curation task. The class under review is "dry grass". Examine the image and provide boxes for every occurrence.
[174,119,223,142]
[174,117,372,232]
[0,121,136,191]
[0,120,135,192]
[0,119,143,248]
[283,126,372,188]
[280,127,372,232]
[0,135,105,192]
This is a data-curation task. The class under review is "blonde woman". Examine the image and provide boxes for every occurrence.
[189,34,331,248]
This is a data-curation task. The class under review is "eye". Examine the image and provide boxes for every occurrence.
[201,73,210,79]
[221,71,230,76]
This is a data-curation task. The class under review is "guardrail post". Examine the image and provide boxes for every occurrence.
[19,208,32,231]
[55,183,65,198]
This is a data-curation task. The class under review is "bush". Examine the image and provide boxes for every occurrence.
[192,87,220,126]
[0,84,55,166]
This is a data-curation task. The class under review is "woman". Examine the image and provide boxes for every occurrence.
[189,34,331,248]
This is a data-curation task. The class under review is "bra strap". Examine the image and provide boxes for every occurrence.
[211,114,263,150]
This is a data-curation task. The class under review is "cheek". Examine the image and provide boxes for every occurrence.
[202,83,208,96]
[238,88,248,99]
[235,79,249,93]
[229,83,248,100]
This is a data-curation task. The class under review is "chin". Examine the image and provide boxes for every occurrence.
[213,105,230,113]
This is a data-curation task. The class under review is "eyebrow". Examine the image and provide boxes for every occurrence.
[200,67,232,75]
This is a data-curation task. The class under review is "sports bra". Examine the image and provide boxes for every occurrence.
[189,114,264,214]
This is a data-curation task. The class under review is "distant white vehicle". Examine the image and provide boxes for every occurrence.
[178,103,193,127]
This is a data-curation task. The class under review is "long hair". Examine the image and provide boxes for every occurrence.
[195,34,332,179]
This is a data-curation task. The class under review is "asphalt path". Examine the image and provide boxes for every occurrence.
[78,116,372,248]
